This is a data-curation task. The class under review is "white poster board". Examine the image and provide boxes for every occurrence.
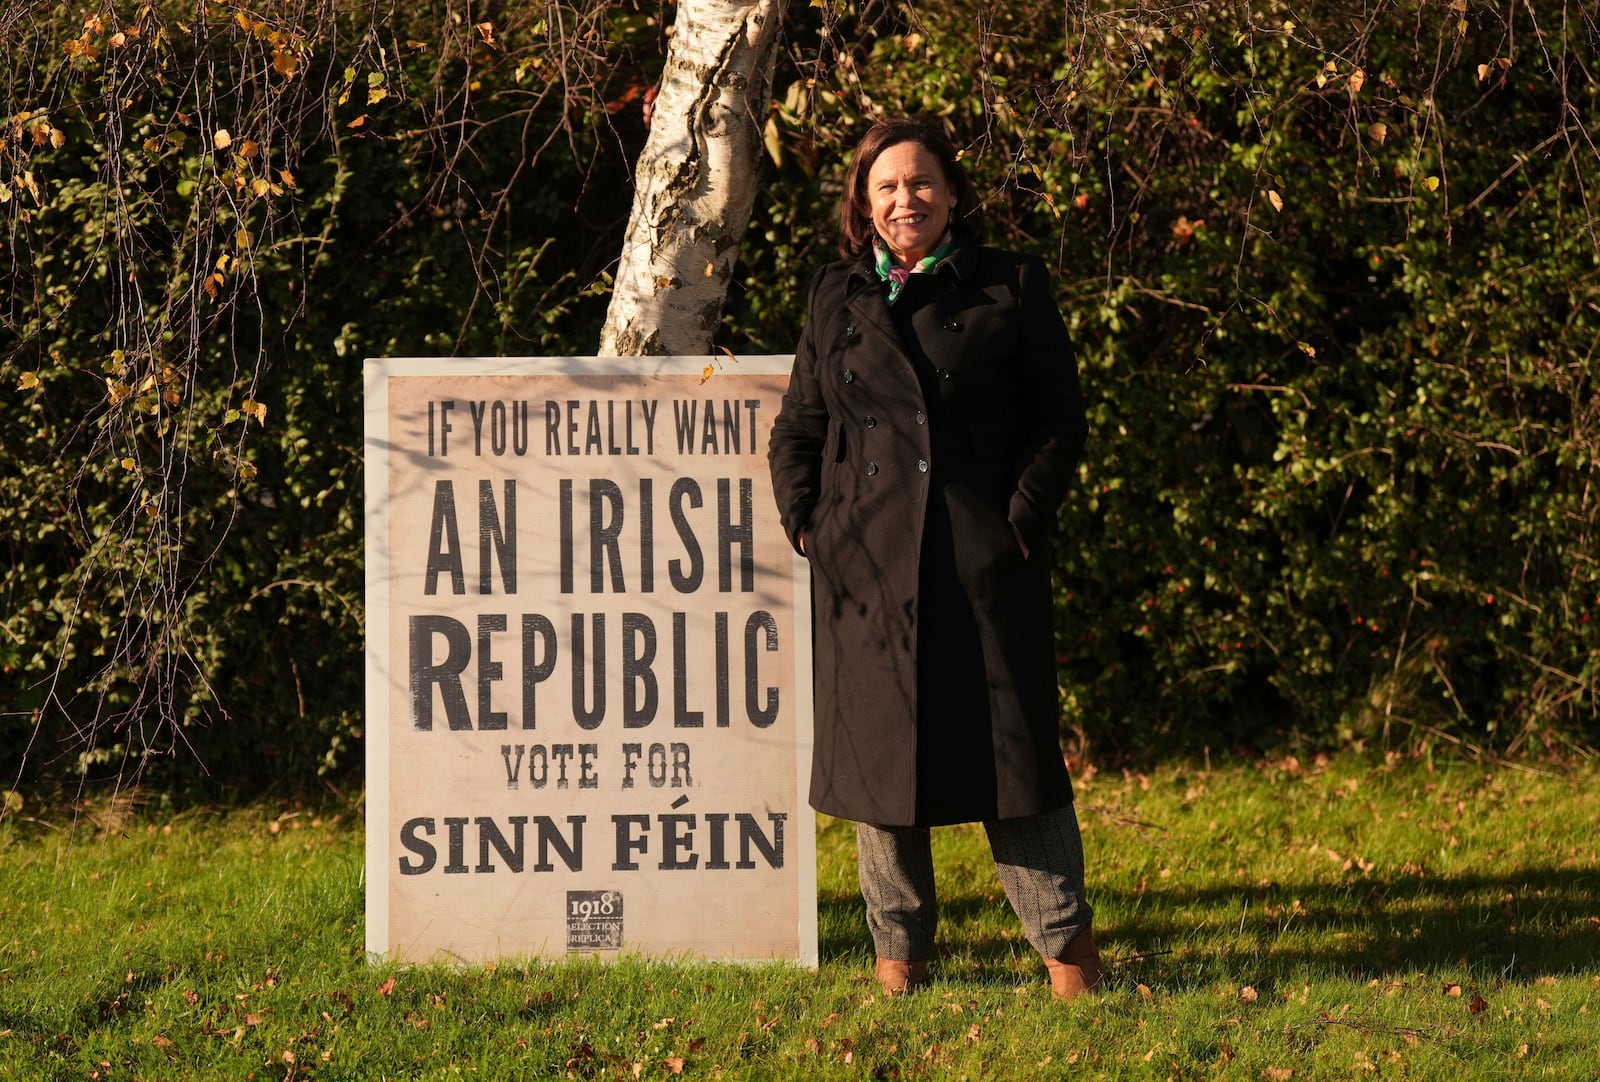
[364,356,815,965]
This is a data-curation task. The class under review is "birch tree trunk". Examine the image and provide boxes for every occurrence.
[599,0,786,356]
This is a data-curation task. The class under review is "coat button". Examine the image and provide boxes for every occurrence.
[864,415,877,428]
[914,411,926,425]
[844,324,857,339]
[916,459,928,473]
[943,319,962,331]
[865,461,879,476]
[842,368,855,383]
[939,369,954,381]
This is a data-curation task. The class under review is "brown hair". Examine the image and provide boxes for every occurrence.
[837,117,984,259]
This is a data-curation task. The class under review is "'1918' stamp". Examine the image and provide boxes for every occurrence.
[566,890,623,951]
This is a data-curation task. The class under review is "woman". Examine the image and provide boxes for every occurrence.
[768,117,1105,1000]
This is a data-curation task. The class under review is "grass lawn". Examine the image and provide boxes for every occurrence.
[2,752,1597,1079]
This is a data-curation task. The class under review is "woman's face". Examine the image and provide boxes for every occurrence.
[866,140,957,266]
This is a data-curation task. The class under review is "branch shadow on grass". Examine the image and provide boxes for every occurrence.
[819,866,1600,988]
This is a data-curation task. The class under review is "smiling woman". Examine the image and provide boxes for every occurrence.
[768,117,1104,1001]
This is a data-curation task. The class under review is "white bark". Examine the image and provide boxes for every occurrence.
[599,0,786,356]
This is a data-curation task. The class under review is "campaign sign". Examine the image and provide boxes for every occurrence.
[364,357,816,965]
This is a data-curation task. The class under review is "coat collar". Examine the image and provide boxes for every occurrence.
[841,234,978,346]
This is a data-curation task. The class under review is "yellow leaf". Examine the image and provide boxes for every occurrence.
[273,49,301,78]
[1477,63,1492,81]
[700,364,715,384]
[367,87,388,105]
[18,371,39,390]
[1349,68,1365,93]
[242,399,268,424]
[763,115,782,165]
[50,127,66,148]
[1297,341,1317,358]
[1423,175,1440,192]
[238,139,259,159]
[278,169,296,188]
[121,456,137,471]
[1266,189,1284,212]
[1368,122,1388,144]
[252,178,271,197]
[236,228,254,250]
[347,115,367,129]
[213,128,231,149]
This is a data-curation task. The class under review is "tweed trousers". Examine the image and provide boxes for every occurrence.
[855,803,1092,962]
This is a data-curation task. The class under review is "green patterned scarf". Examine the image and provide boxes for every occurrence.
[873,232,954,304]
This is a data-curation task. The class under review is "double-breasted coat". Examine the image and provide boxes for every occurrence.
[768,238,1088,827]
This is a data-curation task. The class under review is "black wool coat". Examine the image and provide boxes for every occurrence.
[768,239,1088,827]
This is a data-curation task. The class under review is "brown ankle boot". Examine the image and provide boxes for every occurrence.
[1043,929,1106,1001]
[874,957,929,996]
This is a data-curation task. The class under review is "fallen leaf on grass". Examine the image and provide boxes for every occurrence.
[1469,994,1489,1014]
[664,1058,685,1074]
[1443,982,1462,997]
[152,1035,173,1048]
[376,977,396,996]
[1240,986,1259,1002]
[1263,1069,1294,1081]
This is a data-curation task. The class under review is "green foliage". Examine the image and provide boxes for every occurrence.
[2,0,1596,790]
[747,0,1600,758]
[3,756,1599,1077]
